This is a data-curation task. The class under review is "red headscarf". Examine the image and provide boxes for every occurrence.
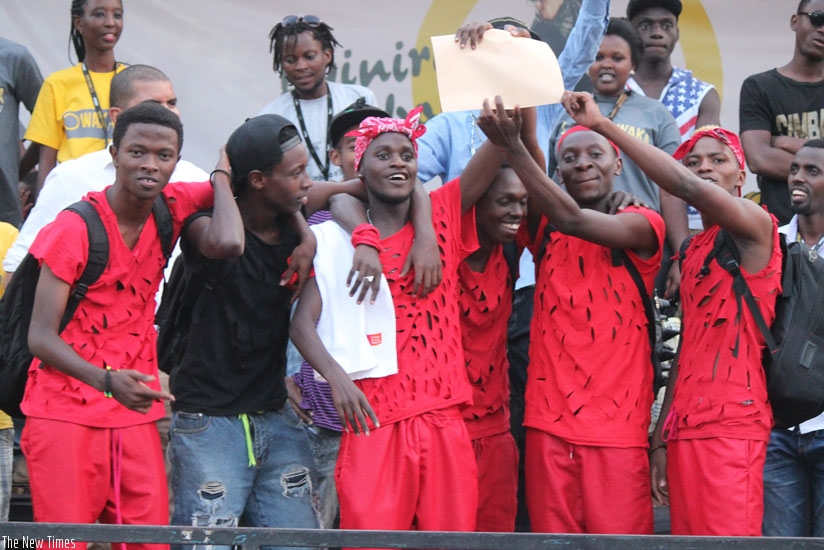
[673,125,746,170]
[347,105,426,172]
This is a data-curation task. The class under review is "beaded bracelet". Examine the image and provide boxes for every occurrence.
[103,365,114,398]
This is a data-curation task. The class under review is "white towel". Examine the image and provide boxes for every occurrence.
[310,221,398,381]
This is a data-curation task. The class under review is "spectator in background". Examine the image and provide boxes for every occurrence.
[4,64,207,278]
[762,139,824,537]
[260,15,377,182]
[530,0,583,59]
[25,0,126,194]
[740,0,824,226]
[0,210,19,525]
[0,36,42,227]
[626,0,720,234]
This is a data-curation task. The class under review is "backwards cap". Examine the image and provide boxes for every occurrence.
[226,114,301,180]
[329,97,390,148]
[346,106,426,172]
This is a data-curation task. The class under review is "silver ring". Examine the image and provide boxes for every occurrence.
[364,275,375,282]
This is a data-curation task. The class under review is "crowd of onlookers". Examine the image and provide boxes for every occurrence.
[3,0,824,547]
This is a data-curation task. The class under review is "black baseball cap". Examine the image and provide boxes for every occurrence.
[626,0,683,20]
[488,16,541,41]
[329,97,390,148]
[226,114,301,179]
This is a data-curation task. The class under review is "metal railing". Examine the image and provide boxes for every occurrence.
[2,522,824,549]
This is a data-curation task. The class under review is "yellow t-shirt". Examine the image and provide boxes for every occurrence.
[0,221,19,428]
[25,63,124,163]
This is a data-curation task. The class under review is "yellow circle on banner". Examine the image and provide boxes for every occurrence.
[413,0,479,117]
[680,0,723,101]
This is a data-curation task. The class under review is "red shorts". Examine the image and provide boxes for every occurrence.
[525,429,653,534]
[22,417,168,550]
[668,438,766,536]
[473,430,518,532]
[335,407,478,540]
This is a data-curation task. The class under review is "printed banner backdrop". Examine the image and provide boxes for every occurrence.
[0,1,794,191]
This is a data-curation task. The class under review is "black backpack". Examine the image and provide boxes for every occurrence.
[687,229,824,429]
[155,214,230,375]
[0,196,173,418]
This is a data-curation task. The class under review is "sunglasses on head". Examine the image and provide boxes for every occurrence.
[799,10,824,28]
[281,15,322,28]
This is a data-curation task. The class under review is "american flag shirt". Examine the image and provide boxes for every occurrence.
[628,67,714,142]
[628,67,714,229]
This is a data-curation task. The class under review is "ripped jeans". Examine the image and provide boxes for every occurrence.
[169,404,319,550]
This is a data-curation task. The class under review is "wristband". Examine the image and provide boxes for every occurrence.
[649,444,666,454]
[351,223,381,251]
[209,169,232,185]
[103,365,114,398]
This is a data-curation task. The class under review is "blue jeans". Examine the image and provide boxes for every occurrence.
[763,428,824,536]
[0,427,12,522]
[169,405,319,550]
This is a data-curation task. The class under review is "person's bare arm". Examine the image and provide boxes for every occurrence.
[328,194,382,304]
[34,145,57,195]
[564,91,774,272]
[402,180,442,296]
[659,189,688,297]
[694,88,721,130]
[649,336,683,507]
[459,98,510,214]
[290,278,379,435]
[281,211,317,301]
[185,150,244,259]
[28,264,173,413]
[19,142,40,181]
[478,96,658,257]
[741,129,796,181]
[305,178,367,217]
[772,135,809,155]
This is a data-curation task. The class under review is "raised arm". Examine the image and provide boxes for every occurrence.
[186,149,244,259]
[459,98,509,214]
[556,0,611,90]
[477,99,658,256]
[563,91,773,262]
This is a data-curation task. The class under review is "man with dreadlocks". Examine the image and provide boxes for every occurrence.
[260,14,377,182]
[25,0,126,193]
[291,99,516,536]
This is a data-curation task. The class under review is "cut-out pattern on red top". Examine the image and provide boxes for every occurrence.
[669,219,782,442]
[523,206,665,447]
[355,178,478,425]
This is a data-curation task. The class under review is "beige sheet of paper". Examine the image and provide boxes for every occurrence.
[431,28,564,112]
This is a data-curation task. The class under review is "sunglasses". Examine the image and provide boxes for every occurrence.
[281,15,322,28]
[799,10,824,28]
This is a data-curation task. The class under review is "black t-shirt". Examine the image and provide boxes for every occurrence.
[739,68,824,225]
[170,212,299,415]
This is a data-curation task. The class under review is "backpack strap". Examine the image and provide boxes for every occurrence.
[713,229,778,357]
[152,194,174,261]
[502,241,520,291]
[613,248,662,392]
[62,201,110,331]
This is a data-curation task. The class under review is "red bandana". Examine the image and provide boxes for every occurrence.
[347,106,426,172]
[673,126,746,170]
[556,124,621,157]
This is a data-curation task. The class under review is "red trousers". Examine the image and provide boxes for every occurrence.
[668,438,766,536]
[473,430,518,532]
[336,407,478,542]
[22,417,169,550]
[525,429,653,534]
